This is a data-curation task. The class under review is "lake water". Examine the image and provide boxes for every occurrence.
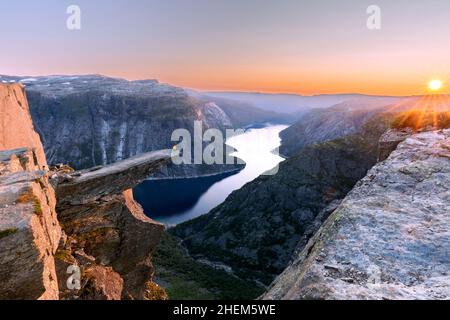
[134,125,288,225]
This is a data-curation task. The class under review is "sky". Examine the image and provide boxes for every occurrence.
[1,0,450,95]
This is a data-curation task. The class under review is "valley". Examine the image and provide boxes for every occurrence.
[135,124,287,225]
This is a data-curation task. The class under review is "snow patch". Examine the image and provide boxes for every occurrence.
[19,78,37,83]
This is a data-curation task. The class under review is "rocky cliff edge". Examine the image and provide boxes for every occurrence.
[264,129,450,300]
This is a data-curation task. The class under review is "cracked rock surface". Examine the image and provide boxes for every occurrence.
[264,130,450,300]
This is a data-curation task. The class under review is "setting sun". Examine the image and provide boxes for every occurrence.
[429,80,443,91]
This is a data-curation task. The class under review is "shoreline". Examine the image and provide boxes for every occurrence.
[145,163,246,181]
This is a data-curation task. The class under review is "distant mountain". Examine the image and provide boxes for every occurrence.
[202,91,402,114]
[279,96,403,157]
[186,90,295,125]
[200,97,294,126]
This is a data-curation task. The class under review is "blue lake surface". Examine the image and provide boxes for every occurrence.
[134,125,287,225]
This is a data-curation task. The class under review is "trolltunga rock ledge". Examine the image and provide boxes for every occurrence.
[55,149,171,206]
[53,150,171,300]
[264,129,450,300]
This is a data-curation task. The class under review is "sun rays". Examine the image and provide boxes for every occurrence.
[382,80,450,130]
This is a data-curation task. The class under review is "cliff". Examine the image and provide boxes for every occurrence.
[53,150,170,299]
[0,84,61,299]
[0,84,170,300]
[264,129,450,300]
[0,84,47,167]
[279,97,401,157]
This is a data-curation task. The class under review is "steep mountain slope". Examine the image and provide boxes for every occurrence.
[279,97,403,157]
[6,75,227,169]
[195,95,293,126]
[152,232,264,300]
[264,130,450,300]
[172,115,392,285]
[204,92,400,114]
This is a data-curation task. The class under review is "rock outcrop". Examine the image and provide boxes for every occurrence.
[0,149,61,300]
[0,84,47,167]
[55,150,171,206]
[279,97,401,157]
[264,130,450,300]
[378,128,413,162]
[0,84,61,299]
[53,150,171,300]
[0,84,171,300]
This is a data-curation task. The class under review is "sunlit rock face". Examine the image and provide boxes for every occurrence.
[0,84,61,300]
[0,148,61,300]
[0,84,47,167]
[264,129,450,300]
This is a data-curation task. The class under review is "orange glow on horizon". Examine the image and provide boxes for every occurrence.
[119,70,450,97]
[386,93,450,130]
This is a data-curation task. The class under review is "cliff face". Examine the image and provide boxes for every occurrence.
[0,85,47,166]
[0,84,170,300]
[22,75,229,171]
[279,97,401,157]
[264,130,450,300]
[0,148,61,299]
[0,84,61,299]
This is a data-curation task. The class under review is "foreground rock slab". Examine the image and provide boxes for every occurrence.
[0,84,61,300]
[264,129,450,300]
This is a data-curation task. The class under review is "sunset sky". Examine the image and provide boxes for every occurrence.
[1,0,450,95]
